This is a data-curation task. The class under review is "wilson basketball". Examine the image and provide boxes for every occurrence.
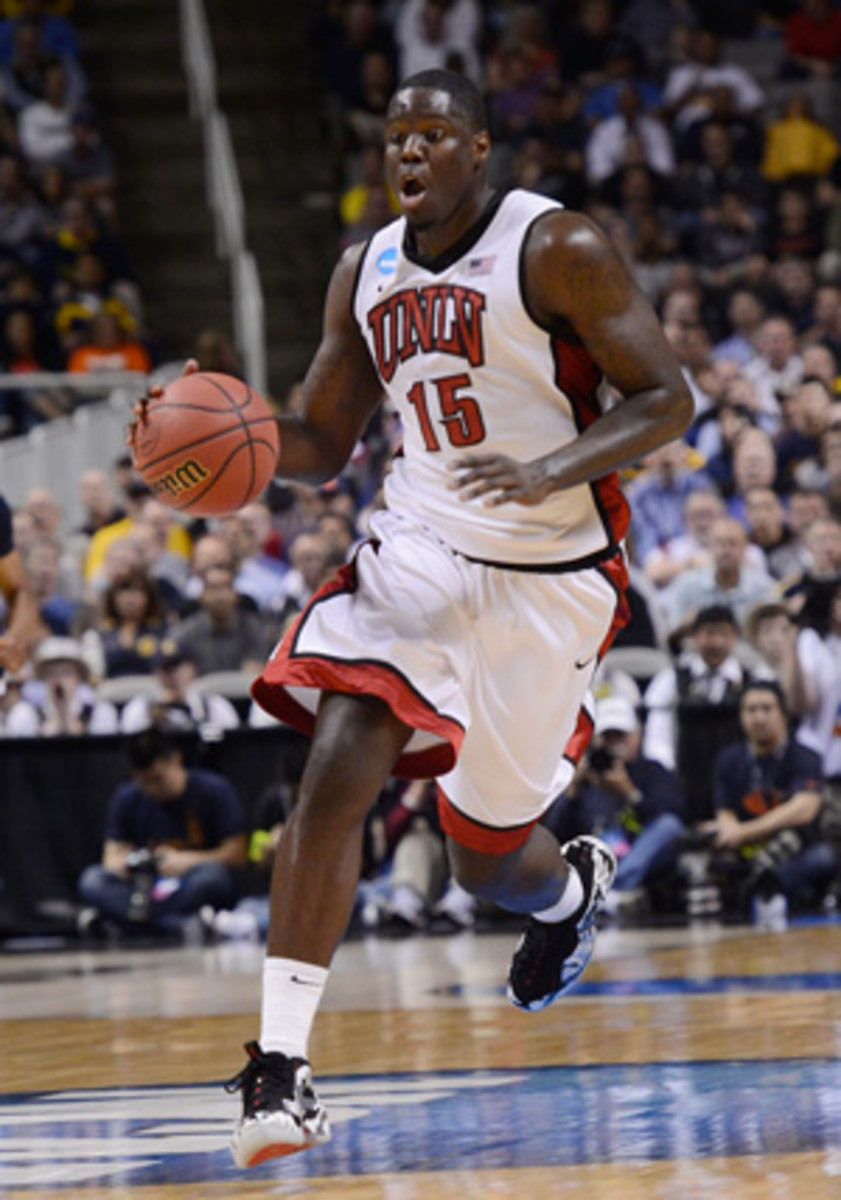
[131,372,280,516]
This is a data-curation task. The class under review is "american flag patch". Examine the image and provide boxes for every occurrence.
[467,255,496,276]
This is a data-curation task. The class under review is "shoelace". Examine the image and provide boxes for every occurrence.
[225,1041,299,1115]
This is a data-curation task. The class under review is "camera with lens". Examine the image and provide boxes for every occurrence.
[125,848,159,923]
[588,744,619,775]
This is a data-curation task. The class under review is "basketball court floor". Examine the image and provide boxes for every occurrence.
[1,918,840,1199]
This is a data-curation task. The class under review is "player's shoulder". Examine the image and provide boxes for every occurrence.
[525,205,612,264]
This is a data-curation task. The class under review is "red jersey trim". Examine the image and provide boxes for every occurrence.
[437,785,539,854]
[551,337,631,548]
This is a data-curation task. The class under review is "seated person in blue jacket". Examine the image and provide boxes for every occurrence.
[544,694,686,918]
[700,680,836,915]
[78,726,247,935]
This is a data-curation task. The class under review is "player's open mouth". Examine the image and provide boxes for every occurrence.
[400,177,427,207]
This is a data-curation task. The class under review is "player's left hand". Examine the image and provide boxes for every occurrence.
[448,453,552,506]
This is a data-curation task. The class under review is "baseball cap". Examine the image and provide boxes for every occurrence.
[594,695,639,735]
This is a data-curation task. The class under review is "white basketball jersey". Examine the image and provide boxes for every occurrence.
[353,189,629,567]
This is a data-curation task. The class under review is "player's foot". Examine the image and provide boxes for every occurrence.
[507,835,616,1011]
[226,1041,331,1167]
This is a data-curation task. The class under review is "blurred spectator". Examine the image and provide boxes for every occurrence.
[87,567,169,679]
[642,486,724,589]
[0,15,86,114]
[546,694,686,920]
[174,563,273,677]
[700,680,834,919]
[674,120,767,220]
[16,58,79,167]
[728,425,779,518]
[644,604,761,820]
[745,600,801,708]
[581,36,662,124]
[627,440,711,566]
[42,194,134,304]
[54,251,138,352]
[585,84,675,190]
[84,478,191,590]
[120,642,240,735]
[0,306,67,434]
[767,187,823,263]
[713,287,766,366]
[744,485,812,580]
[395,0,481,83]
[0,152,48,261]
[558,0,624,90]
[6,634,118,735]
[662,515,774,638]
[761,91,839,185]
[317,0,396,109]
[75,467,125,538]
[22,532,75,634]
[743,314,803,426]
[53,109,117,220]
[776,375,834,490]
[128,498,191,603]
[219,501,286,612]
[339,143,399,232]
[782,0,841,80]
[801,283,841,361]
[661,28,765,145]
[0,0,79,64]
[515,77,588,209]
[67,310,150,375]
[77,727,247,938]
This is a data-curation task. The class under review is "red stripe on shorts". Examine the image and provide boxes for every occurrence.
[596,550,631,658]
[563,705,595,766]
[437,786,538,854]
[251,563,464,780]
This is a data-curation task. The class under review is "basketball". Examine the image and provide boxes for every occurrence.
[130,372,280,516]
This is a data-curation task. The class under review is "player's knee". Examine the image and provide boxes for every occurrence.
[448,844,510,899]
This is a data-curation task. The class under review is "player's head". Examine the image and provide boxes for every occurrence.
[384,69,490,232]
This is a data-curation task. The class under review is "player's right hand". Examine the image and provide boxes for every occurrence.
[127,359,200,445]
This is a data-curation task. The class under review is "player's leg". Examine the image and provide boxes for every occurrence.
[229,691,412,1167]
[446,826,616,1012]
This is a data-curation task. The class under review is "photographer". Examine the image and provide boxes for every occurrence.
[700,680,836,922]
[544,696,687,919]
[77,726,247,938]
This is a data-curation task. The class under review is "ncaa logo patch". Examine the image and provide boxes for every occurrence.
[376,247,397,275]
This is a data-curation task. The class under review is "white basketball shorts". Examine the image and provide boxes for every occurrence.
[252,510,628,852]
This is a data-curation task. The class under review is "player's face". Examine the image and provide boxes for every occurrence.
[384,88,489,236]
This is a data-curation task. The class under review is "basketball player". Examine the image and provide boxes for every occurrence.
[0,493,39,673]
[139,70,693,1165]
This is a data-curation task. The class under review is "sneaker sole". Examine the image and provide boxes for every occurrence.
[506,836,617,1012]
[231,1116,331,1169]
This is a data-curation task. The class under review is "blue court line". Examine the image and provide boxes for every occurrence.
[437,971,841,999]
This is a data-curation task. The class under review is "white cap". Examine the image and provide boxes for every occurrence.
[594,695,639,735]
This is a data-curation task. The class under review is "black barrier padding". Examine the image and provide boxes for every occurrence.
[0,727,309,927]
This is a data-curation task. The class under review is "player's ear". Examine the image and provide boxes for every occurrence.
[472,130,490,169]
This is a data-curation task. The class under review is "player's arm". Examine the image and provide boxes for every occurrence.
[451,212,694,506]
[274,243,385,485]
[0,546,40,672]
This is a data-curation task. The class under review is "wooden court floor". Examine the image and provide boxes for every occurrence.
[1,919,840,1198]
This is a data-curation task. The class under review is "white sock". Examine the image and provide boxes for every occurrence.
[260,956,328,1058]
[532,864,584,924]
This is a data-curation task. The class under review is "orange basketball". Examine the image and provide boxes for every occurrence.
[131,372,280,516]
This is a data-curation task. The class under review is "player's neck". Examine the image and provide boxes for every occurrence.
[410,186,496,264]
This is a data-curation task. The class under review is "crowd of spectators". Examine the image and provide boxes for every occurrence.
[0,0,155,440]
[4,0,841,937]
